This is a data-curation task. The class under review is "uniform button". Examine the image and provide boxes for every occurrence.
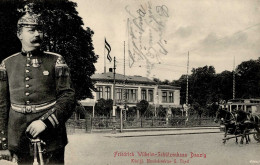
[26,64,30,67]
[26,101,30,104]
[25,77,30,81]
[26,70,30,73]
[25,92,30,96]
[26,84,30,88]
[27,58,30,61]
[3,144,7,149]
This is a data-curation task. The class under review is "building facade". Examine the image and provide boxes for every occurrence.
[80,72,181,117]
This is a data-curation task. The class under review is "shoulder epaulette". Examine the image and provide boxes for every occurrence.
[0,53,20,80]
[2,52,20,63]
[47,52,70,77]
[44,51,62,57]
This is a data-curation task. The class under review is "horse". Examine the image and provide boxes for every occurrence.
[248,114,260,141]
[214,108,246,144]
[233,109,251,144]
[236,110,260,142]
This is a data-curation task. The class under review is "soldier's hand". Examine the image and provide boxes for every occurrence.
[26,120,47,138]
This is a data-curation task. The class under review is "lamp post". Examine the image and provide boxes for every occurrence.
[112,57,116,133]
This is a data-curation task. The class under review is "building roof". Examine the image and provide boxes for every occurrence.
[91,72,181,89]
[158,84,181,89]
[91,72,156,85]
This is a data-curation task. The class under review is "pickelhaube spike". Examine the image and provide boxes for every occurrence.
[17,3,42,27]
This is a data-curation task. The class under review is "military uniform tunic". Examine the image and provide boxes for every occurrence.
[0,50,75,153]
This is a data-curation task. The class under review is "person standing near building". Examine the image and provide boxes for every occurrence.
[0,3,76,164]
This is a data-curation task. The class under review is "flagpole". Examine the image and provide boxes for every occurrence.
[104,37,106,73]
[233,56,235,99]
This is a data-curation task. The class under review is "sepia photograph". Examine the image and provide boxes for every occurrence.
[0,0,260,164]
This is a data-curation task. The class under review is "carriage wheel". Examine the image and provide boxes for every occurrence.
[253,128,260,142]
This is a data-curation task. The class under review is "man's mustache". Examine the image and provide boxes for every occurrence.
[30,38,42,43]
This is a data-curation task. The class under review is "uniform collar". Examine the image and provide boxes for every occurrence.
[21,48,43,56]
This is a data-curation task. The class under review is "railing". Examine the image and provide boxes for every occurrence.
[66,116,219,132]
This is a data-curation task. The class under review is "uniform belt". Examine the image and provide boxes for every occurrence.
[11,101,56,114]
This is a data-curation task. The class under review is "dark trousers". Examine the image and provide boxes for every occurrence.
[16,147,65,165]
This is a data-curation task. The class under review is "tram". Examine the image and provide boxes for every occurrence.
[220,98,260,114]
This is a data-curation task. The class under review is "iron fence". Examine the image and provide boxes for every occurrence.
[66,116,219,131]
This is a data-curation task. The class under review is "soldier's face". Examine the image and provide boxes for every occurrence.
[17,26,43,51]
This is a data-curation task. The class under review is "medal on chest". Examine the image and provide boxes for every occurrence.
[43,71,49,75]
[31,59,41,68]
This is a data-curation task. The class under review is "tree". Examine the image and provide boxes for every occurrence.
[136,100,149,117]
[153,78,161,84]
[214,70,233,101]
[171,107,182,117]
[173,59,260,115]
[94,99,113,117]
[143,104,154,118]
[162,79,170,85]
[207,102,219,118]
[173,74,190,105]
[157,105,166,117]
[190,65,216,106]
[236,59,260,98]
[0,0,98,100]
[191,102,203,118]
[126,107,136,119]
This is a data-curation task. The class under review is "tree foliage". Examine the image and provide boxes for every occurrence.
[171,107,182,117]
[94,99,113,117]
[190,65,216,106]
[0,0,98,100]
[171,59,260,117]
[236,59,260,98]
[136,100,149,117]
[143,104,154,118]
[157,105,166,117]
[126,107,136,119]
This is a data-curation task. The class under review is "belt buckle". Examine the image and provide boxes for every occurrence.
[25,105,32,113]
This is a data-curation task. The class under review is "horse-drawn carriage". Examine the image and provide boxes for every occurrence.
[215,99,260,144]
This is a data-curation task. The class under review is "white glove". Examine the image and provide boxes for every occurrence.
[26,120,47,138]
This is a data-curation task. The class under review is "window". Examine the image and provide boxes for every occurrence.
[148,90,154,102]
[141,89,147,100]
[96,86,103,99]
[169,92,174,103]
[116,88,122,100]
[162,91,167,103]
[104,86,111,99]
[132,89,137,101]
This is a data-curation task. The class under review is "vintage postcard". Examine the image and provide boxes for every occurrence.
[0,0,259,165]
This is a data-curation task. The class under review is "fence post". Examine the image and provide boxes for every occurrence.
[120,108,123,132]
[141,117,143,128]
[91,116,93,131]
[85,115,92,133]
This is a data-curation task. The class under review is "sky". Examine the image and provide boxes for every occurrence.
[72,0,260,81]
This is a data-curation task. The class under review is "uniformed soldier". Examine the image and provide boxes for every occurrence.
[0,4,76,165]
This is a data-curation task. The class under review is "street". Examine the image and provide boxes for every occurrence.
[65,130,260,165]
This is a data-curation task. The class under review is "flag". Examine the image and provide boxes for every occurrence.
[105,38,112,62]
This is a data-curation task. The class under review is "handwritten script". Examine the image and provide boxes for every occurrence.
[125,1,169,77]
